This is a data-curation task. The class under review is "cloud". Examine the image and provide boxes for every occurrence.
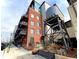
[1,11,21,32]
[0,0,7,8]
[1,0,28,32]
[1,0,29,42]
[1,24,14,32]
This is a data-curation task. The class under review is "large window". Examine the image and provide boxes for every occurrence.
[31,21,34,26]
[31,14,34,18]
[36,16,39,20]
[36,22,40,26]
[31,29,34,34]
[36,29,40,34]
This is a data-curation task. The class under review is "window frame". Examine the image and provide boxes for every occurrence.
[31,14,34,18]
[30,29,34,34]
[31,21,34,26]
[36,22,40,26]
[36,29,40,35]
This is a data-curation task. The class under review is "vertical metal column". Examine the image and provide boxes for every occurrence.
[58,17,69,50]
[44,15,72,52]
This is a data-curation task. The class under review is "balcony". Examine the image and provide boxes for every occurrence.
[19,30,27,35]
[14,29,27,40]
[20,15,28,22]
[20,21,27,26]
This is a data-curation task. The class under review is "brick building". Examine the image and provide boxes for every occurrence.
[14,0,43,49]
[23,0,43,48]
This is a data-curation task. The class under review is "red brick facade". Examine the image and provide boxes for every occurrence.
[22,8,42,48]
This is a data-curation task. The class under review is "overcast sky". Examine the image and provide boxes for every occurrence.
[0,0,70,42]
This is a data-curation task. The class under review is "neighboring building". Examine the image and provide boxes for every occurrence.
[65,20,76,39]
[67,0,77,5]
[67,0,77,36]
[65,20,77,48]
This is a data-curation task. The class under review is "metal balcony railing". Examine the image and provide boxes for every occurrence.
[20,21,27,26]
[19,30,26,35]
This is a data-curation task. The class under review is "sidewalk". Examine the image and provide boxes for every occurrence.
[1,45,46,59]
[1,45,76,59]
[1,45,31,59]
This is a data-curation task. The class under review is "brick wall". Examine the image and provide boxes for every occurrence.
[26,7,42,48]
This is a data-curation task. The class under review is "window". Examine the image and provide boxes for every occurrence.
[31,21,34,26]
[36,16,39,20]
[31,14,34,18]
[36,22,40,26]
[36,29,40,34]
[31,29,34,34]
[30,37,34,46]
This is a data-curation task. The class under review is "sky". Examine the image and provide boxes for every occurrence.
[0,0,70,42]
